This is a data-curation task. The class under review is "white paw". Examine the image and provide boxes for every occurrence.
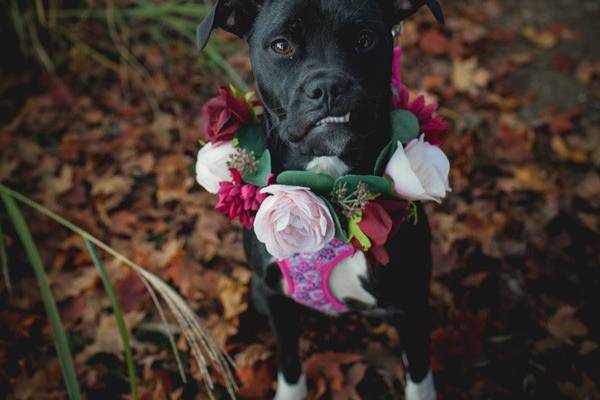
[405,369,436,400]
[274,373,307,400]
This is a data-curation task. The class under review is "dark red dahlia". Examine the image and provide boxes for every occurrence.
[391,46,449,145]
[216,169,270,229]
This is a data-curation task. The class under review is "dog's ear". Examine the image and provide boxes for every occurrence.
[380,0,445,26]
[197,0,263,50]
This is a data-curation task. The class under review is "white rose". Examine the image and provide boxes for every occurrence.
[195,141,236,194]
[385,135,451,203]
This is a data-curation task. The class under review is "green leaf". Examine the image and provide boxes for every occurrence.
[235,124,265,156]
[0,221,10,293]
[323,198,349,243]
[390,110,420,143]
[86,240,139,400]
[0,193,82,400]
[277,171,335,194]
[347,214,372,251]
[334,175,392,195]
[373,140,398,176]
[243,150,271,187]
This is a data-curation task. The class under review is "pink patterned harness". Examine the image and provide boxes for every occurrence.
[277,239,355,314]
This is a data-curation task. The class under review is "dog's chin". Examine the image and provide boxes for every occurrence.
[289,123,353,157]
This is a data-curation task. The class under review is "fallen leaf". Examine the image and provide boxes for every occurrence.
[218,276,248,319]
[452,57,491,94]
[419,29,448,55]
[522,26,557,48]
[42,164,74,196]
[81,312,145,358]
[547,306,588,344]
[305,352,363,399]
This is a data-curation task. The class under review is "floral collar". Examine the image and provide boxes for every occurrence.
[195,47,451,266]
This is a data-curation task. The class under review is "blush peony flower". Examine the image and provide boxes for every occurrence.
[216,169,270,229]
[254,185,335,259]
[391,46,448,145]
[202,87,252,143]
[385,135,451,203]
[195,141,236,194]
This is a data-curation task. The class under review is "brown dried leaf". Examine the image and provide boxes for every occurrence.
[452,58,491,94]
[547,306,588,344]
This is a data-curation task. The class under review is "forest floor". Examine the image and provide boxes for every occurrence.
[1,0,599,399]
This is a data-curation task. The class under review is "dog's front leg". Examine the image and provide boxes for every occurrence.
[393,303,436,400]
[252,274,306,400]
[266,294,306,400]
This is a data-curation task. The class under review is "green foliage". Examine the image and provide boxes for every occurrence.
[0,192,82,400]
[373,111,420,175]
[0,184,235,398]
[323,198,349,243]
[0,221,10,292]
[5,0,249,91]
[243,150,272,187]
[277,171,335,194]
[334,175,392,195]
[86,240,139,400]
[390,110,420,143]
[236,124,266,157]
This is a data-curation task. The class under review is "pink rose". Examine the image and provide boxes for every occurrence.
[253,185,335,259]
[202,87,252,143]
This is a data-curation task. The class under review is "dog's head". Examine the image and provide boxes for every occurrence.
[197,0,443,173]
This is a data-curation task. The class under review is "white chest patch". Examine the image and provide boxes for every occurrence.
[305,156,349,179]
[329,251,377,307]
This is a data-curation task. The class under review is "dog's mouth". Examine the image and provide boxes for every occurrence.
[314,112,351,127]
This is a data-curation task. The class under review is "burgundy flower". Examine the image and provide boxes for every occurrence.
[351,199,409,266]
[391,47,449,145]
[202,87,252,143]
[216,169,271,229]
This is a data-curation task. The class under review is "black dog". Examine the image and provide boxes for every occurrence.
[197,1,443,399]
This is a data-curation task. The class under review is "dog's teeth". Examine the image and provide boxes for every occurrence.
[315,113,351,127]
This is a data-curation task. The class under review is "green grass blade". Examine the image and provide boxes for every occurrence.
[0,183,188,382]
[159,16,250,92]
[0,221,10,292]
[0,193,82,400]
[85,239,139,400]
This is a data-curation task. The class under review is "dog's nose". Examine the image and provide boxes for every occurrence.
[304,76,350,109]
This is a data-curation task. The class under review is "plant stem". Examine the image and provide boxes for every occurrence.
[85,240,139,400]
[0,221,11,292]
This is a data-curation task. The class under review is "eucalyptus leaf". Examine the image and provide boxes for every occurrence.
[243,150,271,187]
[373,140,398,176]
[323,198,349,243]
[235,124,265,156]
[277,171,334,194]
[390,110,420,143]
[334,175,392,195]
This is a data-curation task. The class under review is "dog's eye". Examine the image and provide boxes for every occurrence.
[271,39,294,56]
[356,30,376,51]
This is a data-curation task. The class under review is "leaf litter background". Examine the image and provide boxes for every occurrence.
[1,0,599,399]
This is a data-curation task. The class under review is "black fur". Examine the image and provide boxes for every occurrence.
[199,0,443,388]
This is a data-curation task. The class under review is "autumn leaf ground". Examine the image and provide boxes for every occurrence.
[1,0,599,399]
